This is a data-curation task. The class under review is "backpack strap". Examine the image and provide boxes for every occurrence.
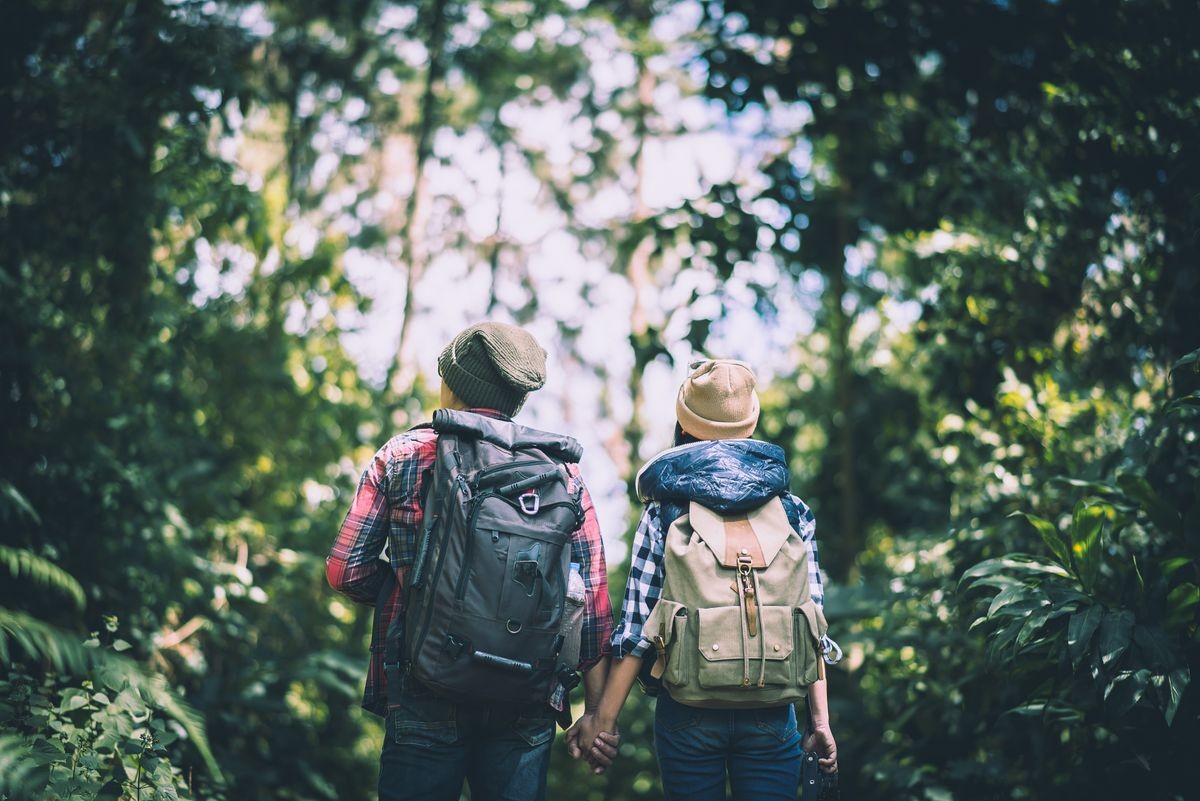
[383,420,436,708]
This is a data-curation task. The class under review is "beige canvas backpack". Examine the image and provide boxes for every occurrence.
[642,496,828,708]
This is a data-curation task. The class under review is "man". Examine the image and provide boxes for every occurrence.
[327,322,616,801]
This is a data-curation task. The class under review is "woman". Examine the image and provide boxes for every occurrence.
[572,359,839,800]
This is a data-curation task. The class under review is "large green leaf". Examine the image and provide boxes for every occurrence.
[1133,625,1180,673]
[1165,583,1200,631]
[1166,392,1200,415]
[1096,608,1135,666]
[1010,510,1071,568]
[1070,500,1108,592]
[0,480,42,525]
[1116,474,1180,533]
[1104,669,1151,717]
[1067,605,1103,670]
[960,556,1071,589]
[988,585,1046,618]
[1169,347,1200,377]
[1166,667,1190,726]
[0,546,85,611]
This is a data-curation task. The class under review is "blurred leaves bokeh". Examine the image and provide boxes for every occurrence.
[1,0,1197,799]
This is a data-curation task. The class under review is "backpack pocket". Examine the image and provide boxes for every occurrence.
[794,600,828,685]
[696,605,795,689]
[643,600,691,686]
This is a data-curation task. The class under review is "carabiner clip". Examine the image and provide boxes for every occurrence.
[519,490,540,515]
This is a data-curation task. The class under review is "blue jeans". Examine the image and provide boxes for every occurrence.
[378,679,555,801]
[654,692,803,801]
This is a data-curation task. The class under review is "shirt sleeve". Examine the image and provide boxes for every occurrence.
[610,503,665,660]
[567,465,612,672]
[326,446,391,605]
[790,493,824,608]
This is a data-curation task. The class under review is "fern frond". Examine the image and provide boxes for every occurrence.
[0,607,92,674]
[0,480,41,525]
[0,608,224,784]
[0,733,44,798]
[0,545,86,611]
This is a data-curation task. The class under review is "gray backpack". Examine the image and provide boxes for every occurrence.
[398,410,585,705]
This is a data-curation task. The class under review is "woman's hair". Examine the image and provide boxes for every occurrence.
[673,423,700,448]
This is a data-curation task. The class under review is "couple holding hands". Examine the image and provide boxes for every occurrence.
[327,322,839,801]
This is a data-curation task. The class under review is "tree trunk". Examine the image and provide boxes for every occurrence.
[828,165,862,581]
[621,48,657,501]
[486,141,508,314]
[387,0,449,399]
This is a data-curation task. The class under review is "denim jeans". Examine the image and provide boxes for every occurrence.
[378,678,555,801]
[654,692,803,801]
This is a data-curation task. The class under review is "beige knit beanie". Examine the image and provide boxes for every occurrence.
[437,322,547,415]
[676,359,760,440]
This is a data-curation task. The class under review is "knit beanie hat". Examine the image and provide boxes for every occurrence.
[437,322,547,416]
[676,359,760,440]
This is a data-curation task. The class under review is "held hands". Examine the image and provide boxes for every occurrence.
[802,725,838,774]
[565,713,621,775]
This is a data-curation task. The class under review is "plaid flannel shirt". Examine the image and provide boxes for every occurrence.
[326,409,612,716]
[611,494,826,659]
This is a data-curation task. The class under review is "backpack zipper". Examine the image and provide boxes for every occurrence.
[453,493,487,601]
[472,459,548,489]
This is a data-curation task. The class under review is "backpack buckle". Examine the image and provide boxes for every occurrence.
[519,490,540,515]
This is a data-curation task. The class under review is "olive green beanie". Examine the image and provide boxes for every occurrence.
[437,322,547,416]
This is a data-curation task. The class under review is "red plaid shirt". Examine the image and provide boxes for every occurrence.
[326,409,612,716]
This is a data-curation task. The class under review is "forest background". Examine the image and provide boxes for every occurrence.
[2,0,1198,799]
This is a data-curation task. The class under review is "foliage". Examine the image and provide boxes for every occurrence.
[2,0,1199,800]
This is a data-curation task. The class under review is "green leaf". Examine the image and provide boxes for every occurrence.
[1070,500,1108,592]
[0,481,42,524]
[1166,583,1200,631]
[1162,557,1195,579]
[1116,474,1180,533]
[1010,510,1071,568]
[0,546,86,611]
[1166,392,1200,414]
[61,690,90,712]
[1170,347,1200,376]
[1166,667,1190,725]
[1004,701,1081,722]
[1067,605,1103,670]
[1097,608,1134,666]
[987,585,1045,618]
[960,555,1070,590]
[1105,669,1151,717]
[1133,625,1179,672]
[1016,607,1055,648]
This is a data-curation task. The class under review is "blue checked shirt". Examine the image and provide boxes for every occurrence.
[612,495,826,659]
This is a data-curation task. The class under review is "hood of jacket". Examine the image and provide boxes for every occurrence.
[635,439,790,515]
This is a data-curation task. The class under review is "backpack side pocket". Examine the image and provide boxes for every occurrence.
[795,599,828,685]
[642,600,689,686]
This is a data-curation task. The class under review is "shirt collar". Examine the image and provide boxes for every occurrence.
[462,407,512,421]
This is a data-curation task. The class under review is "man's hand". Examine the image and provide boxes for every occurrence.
[802,725,838,774]
[565,713,621,774]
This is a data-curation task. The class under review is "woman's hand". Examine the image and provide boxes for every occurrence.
[802,725,838,774]
[566,713,621,774]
